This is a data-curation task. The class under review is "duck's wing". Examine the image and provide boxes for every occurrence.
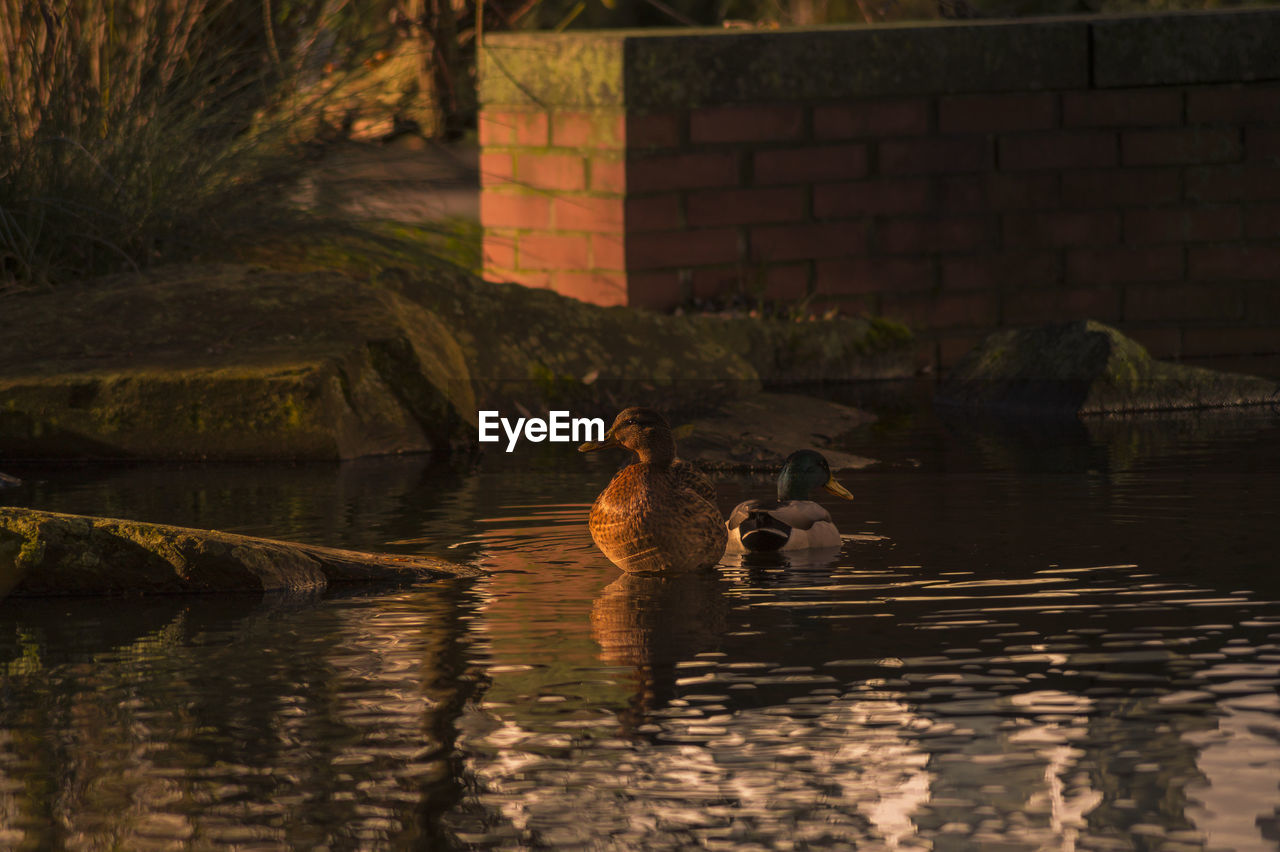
[765,500,833,532]
[672,458,717,505]
[727,498,772,530]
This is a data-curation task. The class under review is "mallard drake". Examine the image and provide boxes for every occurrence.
[579,407,727,573]
[726,449,853,552]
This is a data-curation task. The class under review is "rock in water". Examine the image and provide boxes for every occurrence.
[936,320,1280,416]
[0,507,478,597]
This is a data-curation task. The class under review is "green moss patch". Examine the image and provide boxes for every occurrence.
[0,507,477,596]
[937,320,1280,416]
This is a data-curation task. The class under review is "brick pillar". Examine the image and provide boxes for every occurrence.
[480,108,627,305]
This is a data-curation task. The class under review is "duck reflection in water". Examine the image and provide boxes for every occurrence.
[590,570,731,728]
[578,407,727,574]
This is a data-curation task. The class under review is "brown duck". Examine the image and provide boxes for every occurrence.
[578,407,727,574]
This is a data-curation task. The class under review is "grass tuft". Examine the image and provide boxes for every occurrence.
[0,0,335,291]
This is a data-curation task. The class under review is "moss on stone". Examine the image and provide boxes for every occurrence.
[937,320,1280,416]
[0,507,477,596]
[481,34,627,108]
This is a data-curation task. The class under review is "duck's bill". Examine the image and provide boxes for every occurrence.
[578,436,618,453]
[823,476,854,500]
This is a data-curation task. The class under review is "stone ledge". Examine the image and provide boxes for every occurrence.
[480,9,1280,109]
[482,20,1088,109]
[1092,9,1280,88]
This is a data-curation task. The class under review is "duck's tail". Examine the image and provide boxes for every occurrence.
[737,510,791,552]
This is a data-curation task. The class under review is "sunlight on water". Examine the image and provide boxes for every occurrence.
[1,404,1279,849]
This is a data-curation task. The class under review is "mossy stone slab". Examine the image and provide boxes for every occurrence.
[0,507,477,597]
[481,20,1088,109]
[0,266,474,459]
[936,320,1280,416]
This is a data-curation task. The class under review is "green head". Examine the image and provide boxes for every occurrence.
[777,450,854,502]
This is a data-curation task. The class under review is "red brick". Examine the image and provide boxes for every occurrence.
[554,271,627,306]
[552,195,623,232]
[876,216,996,254]
[938,173,1059,212]
[940,252,1061,290]
[551,111,624,148]
[1003,210,1120,247]
[939,334,983,367]
[1124,206,1242,243]
[753,145,869,184]
[806,295,879,318]
[691,265,737,301]
[479,151,515,187]
[519,233,590,270]
[628,228,740,270]
[1065,245,1184,284]
[761,264,812,301]
[1247,128,1280,161]
[625,194,682,231]
[628,152,740,192]
[687,263,812,302]
[1004,287,1122,325]
[592,234,625,270]
[627,112,684,148]
[1124,284,1242,321]
[1244,203,1280,238]
[1187,165,1280,201]
[814,98,931,139]
[478,110,549,146]
[1182,326,1280,357]
[1187,85,1280,124]
[880,136,991,174]
[1061,169,1181,208]
[938,93,1056,134]
[1125,326,1182,358]
[627,271,685,308]
[1062,89,1183,127]
[999,131,1116,170]
[687,187,806,227]
[589,158,626,193]
[751,222,869,262]
[880,291,999,329]
[1244,285,1280,321]
[518,152,586,191]
[1189,245,1280,280]
[1121,128,1242,166]
[814,178,931,217]
[480,192,551,229]
[482,232,517,270]
[690,104,804,144]
[815,256,933,294]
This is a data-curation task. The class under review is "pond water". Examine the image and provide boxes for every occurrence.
[2,386,1279,851]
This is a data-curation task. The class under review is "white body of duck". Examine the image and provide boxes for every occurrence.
[726,450,853,552]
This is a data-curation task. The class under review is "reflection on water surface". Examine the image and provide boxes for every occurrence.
[2,397,1279,850]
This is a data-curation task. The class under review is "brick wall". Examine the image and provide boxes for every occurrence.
[479,12,1280,366]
